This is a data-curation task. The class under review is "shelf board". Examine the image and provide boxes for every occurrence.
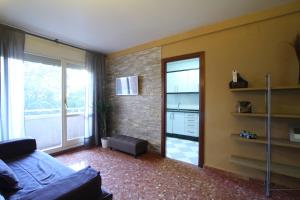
[231,134,300,149]
[230,86,300,92]
[230,155,300,179]
[167,109,199,113]
[231,112,300,119]
[166,68,199,73]
[166,92,198,94]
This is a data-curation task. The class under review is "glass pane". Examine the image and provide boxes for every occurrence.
[66,64,86,140]
[166,57,199,72]
[24,59,62,150]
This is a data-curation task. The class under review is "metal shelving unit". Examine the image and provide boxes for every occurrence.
[230,74,300,197]
[265,74,271,197]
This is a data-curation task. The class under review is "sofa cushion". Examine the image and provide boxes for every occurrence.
[5,151,74,199]
[20,167,101,200]
[0,159,21,191]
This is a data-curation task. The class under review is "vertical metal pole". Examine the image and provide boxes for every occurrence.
[265,74,271,197]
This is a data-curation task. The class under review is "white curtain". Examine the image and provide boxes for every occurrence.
[0,26,25,141]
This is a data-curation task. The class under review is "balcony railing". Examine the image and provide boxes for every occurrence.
[25,107,84,116]
[24,108,85,150]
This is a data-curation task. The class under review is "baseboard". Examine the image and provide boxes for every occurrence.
[50,144,88,156]
[203,164,252,181]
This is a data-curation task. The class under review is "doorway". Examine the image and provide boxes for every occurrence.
[161,52,205,167]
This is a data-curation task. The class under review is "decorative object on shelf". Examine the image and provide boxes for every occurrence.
[229,70,248,89]
[291,34,300,84]
[236,101,252,113]
[240,130,257,139]
[289,125,300,143]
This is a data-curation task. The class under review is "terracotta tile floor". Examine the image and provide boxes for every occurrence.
[55,148,300,200]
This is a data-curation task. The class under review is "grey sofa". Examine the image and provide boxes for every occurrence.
[0,138,112,200]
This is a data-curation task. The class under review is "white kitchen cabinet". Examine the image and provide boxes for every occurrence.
[166,70,199,93]
[185,70,199,92]
[172,112,185,135]
[167,111,199,137]
[166,112,173,133]
[166,72,179,93]
[184,113,199,137]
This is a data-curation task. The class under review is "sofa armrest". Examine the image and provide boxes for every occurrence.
[0,138,36,160]
[21,166,102,200]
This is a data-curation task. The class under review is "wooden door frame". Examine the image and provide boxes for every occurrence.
[161,52,205,168]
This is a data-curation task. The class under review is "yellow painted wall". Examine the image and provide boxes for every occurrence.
[162,11,300,187]
[108,2,300,187]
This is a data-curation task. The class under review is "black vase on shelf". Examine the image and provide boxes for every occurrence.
[229,73,248,89]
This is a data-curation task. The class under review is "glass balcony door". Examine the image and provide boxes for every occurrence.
[63,61,86,147]
[24,55,86,152]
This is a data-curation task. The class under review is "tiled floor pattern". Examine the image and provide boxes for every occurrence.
[166,137,198,165]
[55,148,300,200]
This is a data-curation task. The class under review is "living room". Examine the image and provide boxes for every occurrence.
[0,0,300,199]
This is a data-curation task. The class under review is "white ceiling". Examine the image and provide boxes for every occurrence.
[0,0,295,53]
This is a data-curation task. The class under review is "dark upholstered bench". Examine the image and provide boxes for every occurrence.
[109,135,148,157]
